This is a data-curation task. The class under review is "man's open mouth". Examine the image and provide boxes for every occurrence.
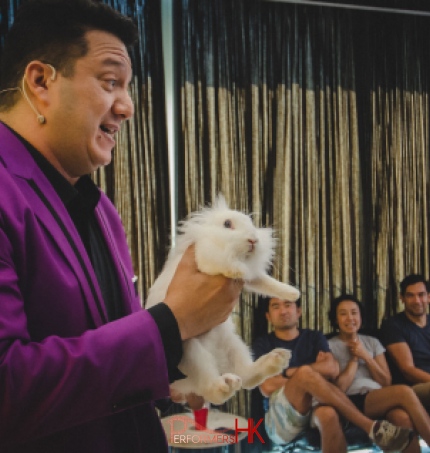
[100,125,117,135]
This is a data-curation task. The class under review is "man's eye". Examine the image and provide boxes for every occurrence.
[104,80,117,90]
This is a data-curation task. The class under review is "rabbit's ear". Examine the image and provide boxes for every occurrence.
[214,193,228,209]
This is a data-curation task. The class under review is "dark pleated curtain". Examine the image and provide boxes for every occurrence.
[178,0,430,417]
[0,0,170,301]
[96,0,170,301]
[354,9,430,323]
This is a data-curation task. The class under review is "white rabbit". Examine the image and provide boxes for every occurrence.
[145,194,300,404]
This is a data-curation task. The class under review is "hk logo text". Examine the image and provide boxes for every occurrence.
[166,415,265,446]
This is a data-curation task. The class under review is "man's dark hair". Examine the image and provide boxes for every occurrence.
[0,0,138,109]
[400,274,430,296]
[262,296,302,312]
[328,294,365,330]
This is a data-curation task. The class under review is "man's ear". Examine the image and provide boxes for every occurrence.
[24,61,56,104]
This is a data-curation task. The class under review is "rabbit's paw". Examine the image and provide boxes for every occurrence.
[203,373,242,405]
[223,270,245,279]
[197,259,244,279]
[278,285,301,302]
[222,263,248,280]
[259,348,291,376]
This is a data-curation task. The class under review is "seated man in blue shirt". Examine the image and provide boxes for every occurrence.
[252,297,412,453]
[380,274,430,409]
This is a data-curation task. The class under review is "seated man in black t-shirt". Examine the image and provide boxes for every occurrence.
[380,274,430,409]
[252,297,412,453]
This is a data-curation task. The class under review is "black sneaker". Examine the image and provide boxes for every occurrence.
[369,420,413,451]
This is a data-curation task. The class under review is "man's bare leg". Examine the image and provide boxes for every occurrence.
[365,385,430,447]
[413,382,430,409]
[282,365,412,451]
[284,366,374,433]
[312,405,347,453]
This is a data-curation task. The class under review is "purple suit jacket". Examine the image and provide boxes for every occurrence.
[0,123,170,452]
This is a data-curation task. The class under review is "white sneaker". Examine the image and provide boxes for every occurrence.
[369,420,413,451]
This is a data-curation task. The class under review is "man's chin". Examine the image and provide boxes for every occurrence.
[406,309,425,319]
[277,325,296,330]
[92,149,113,168]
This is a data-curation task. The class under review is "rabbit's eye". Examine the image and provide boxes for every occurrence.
[224,219,233,228]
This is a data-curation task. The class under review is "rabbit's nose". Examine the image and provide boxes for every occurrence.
[248,238,258,252]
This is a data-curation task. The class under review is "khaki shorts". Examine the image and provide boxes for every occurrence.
[265,388,310,445]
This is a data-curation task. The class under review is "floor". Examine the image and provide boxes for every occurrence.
[169,439,430,453]
[162,405,430,453]
[259,439,430,453]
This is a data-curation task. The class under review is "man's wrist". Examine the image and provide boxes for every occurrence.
[147,302,183,381]
[281,368,289,378]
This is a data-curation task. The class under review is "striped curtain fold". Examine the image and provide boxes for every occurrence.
[177,0,429,417]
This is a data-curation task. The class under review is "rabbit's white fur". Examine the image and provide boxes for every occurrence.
[145,195,300,404]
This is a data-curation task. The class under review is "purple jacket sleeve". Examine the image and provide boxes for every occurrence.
[0,282,169,444]
[0,204,170,445]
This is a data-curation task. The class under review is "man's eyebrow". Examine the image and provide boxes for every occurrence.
[101,57,128,68]
[100,57,133,84]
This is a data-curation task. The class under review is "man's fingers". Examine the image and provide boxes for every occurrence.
[181,245,198,270]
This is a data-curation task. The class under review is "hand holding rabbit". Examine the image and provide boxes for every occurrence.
[164,245,243,340]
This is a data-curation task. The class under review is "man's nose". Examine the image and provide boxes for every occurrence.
[114,90,134,119]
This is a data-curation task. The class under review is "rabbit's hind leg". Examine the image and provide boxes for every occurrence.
[238,348,291,389]
[179,337,242,405]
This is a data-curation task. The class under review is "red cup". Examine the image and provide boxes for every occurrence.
[193,407,209,430]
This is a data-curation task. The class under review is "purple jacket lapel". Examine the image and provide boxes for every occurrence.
[0,123,109,326]
[95,207,136,315]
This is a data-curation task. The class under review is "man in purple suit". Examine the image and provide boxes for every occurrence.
[0,1,242,452]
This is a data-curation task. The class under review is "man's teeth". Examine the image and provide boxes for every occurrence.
[100,125,115,134]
